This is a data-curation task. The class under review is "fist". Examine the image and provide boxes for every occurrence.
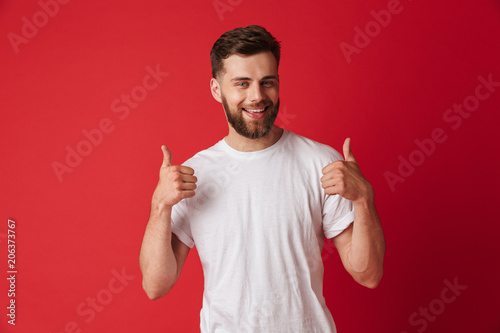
[320,138,373,203]
[152,145,197,208]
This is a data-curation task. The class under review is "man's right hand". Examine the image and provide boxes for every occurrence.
[152,145,197,208]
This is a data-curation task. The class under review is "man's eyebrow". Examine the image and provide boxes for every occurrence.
[230,75,279,81]
[231,77,251,81]
[261,75,279,80]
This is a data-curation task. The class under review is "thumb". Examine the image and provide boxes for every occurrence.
[343,138,356,163]
[161,145,172,167]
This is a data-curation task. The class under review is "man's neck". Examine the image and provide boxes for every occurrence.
[224,125,284,152]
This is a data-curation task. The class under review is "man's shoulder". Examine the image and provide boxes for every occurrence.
[285,130,343,162]
[182,139,225,168]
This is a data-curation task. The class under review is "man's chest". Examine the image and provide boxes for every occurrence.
[185,157,326,257]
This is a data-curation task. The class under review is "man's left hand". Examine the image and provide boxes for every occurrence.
[320,138,373,203]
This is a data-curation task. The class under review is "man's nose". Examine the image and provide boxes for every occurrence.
[248,83,263,103]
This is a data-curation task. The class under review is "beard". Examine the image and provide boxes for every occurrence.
[221,95,280,140]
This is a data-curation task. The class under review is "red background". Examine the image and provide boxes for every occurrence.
[1,0,500,332]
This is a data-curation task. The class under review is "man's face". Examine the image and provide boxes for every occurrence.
[214,52,280,139]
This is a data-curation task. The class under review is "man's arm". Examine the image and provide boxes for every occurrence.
[321,138,385,288]
[139,146,197,299]
[331,200,384,288]
[140,206,190,299]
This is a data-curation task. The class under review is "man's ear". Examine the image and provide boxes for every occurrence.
[210,77,222,103]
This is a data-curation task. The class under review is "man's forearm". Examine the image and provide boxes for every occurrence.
[347,198,385,288]
[139,204,178,299]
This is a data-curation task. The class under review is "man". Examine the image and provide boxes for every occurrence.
[139,25,385,332]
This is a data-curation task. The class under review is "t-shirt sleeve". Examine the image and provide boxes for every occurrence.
[320,148,354,238]
[171,199,195,248]
[322,193,354,239]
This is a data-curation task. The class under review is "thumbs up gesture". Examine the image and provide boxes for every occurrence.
[320,138,373,203]
[152,145,197,209]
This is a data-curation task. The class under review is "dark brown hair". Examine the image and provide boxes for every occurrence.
[210,25,281,80]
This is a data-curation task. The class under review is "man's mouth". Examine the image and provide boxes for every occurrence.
[242,106,268,119]
[242,106,268,113]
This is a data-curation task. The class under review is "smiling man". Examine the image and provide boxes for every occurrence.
[139,25,385,332]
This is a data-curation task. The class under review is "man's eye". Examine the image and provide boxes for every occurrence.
[236,82,248,87]
[262,81,274,87]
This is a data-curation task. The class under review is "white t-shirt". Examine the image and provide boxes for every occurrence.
[171,129,354,333]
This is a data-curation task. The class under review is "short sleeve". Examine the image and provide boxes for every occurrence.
[171,199,195,248]
[317,146,355,238]
[322,193,354,238]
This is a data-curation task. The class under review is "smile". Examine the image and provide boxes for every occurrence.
[242,106,268,114]
[242,106,268,119]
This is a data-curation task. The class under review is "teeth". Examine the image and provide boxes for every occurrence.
[244,107,266,113]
